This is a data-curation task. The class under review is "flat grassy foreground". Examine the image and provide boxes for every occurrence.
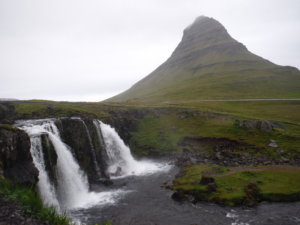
[172,165,300,206]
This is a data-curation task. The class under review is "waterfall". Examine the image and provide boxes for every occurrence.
[75,118,102,178]
[94,120,170,178]
[93,120,107,155]
[17,119,126,212]
[29,135,61,211]
[14,117,170,219]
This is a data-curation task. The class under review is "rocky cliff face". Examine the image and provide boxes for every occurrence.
[0,126,38,186]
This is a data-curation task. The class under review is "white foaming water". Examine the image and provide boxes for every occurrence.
[226,212,238,218]
[227,210,250,225]
[93,120,106,153]
[18,119,127,212]
[29,135,61,211]
[97,120,171,178]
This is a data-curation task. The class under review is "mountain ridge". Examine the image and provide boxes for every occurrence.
[107,16,300,103]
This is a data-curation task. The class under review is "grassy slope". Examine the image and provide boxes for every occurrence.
[0,178,70,225]
[112,65,300,102]
[172,165,300,205]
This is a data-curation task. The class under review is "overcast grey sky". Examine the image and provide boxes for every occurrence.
[1,0,299,101]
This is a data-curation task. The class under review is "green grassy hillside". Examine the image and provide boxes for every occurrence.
[108,16,300,103]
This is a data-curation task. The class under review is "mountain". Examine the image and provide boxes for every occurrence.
[108,16,300,103]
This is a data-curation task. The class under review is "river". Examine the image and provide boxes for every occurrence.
[70,165,300,225]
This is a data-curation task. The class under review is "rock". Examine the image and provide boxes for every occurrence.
[161,181,173,189]
[0,126,38,186]
[260,121,273,132]
[206,182,218,192]
[171,190,187,202]
[277,149,285,154]
[98,178,113,186]
[236,120,284,132]
[281,157,289,163]
[269,139,278,148]
[244,181,261,206]
[215,151,223,160]
[199,176,215,185]
[238,120,259,129]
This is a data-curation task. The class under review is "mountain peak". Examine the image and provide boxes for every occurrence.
[185,16,221,30]
[183,16,228,37]
[107,16,300,103]
[168,16,243,67]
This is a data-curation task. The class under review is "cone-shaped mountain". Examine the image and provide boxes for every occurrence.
[108,16,300,102]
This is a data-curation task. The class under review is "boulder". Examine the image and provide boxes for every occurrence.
[236,120,284,132]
